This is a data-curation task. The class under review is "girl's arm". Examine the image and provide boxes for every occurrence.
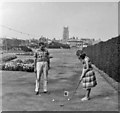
[80,58,89,80]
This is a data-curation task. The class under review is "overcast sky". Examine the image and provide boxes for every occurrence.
[0,2,118,41]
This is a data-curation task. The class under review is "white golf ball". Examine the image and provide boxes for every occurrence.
[68,98,70,101]
[52,99,55,101]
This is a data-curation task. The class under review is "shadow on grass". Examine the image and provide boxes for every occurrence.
[91,90,116,100]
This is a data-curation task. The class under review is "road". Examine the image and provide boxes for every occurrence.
[1,49,118,111]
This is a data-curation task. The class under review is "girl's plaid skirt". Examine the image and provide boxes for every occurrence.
[82,70,97,89]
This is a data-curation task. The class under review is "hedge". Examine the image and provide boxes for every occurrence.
[19,46,32,52]
[0,59,34,72]
[48,42,70,49]
[2,55,17,62]
[83,36,120,82]
[16,52,34,56]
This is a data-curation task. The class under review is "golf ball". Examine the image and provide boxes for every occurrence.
[52,99,55,101]
[68,98,70,101]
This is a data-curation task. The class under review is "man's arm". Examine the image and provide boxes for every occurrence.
[34,52,37,73]
[45,48,53,59]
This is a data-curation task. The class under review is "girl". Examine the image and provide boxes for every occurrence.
[79,53,97,101]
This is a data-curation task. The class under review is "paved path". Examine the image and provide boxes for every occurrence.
[1,49,118,111]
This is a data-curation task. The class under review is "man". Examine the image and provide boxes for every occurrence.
[34,42,49,95]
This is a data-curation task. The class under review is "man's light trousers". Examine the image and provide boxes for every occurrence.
[35,61,48,92]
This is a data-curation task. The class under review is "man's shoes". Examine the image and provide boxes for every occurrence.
[43,91,48,93]
[35,91,39,95]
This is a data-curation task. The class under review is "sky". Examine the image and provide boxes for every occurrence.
[0,2,118,41]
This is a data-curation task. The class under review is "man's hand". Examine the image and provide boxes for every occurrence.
[34,67,37,73]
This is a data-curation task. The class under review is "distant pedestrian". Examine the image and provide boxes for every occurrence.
[78,53,97,101]
[34,42,50,95]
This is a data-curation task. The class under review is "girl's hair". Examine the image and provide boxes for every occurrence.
[76,50,83,57]
[79,53,86,59]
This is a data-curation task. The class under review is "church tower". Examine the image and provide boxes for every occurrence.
[63,26,69,43]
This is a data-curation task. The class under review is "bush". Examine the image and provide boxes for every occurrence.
[23,59,34,64]
[16,52,34,56]
[15,59,23,63]
[2,55,17,62]
[1,58,34,72]
[20,46,32,52]
[0,63,5,70]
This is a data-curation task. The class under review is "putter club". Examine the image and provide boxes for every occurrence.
[68,79,82,100]
[60,79,82,107]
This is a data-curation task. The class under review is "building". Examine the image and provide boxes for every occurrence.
[67,37,99,49]
[63,26,69,43]
[81,38,95,46]
[67,37,83,49]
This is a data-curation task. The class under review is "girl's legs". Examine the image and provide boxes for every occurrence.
[86,88,91,99]
[81,88,91,101]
